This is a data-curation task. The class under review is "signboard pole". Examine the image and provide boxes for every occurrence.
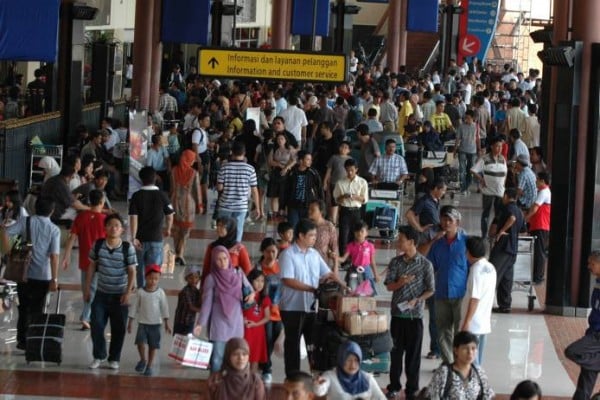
[312,0,318,50]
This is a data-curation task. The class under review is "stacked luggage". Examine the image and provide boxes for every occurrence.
[312,295,392,374]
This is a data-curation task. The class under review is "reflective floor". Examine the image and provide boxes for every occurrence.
[0,188,582,399]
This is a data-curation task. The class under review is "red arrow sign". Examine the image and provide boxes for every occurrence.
[459,34,481,57]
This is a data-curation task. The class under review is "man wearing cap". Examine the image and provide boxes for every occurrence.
[489,188,525,313]
[427,205,469,364]
[513,154,537,210]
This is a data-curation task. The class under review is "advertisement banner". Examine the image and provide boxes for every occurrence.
[458,0,501,63]
[128,110,150,199]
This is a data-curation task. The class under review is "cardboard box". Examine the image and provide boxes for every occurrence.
[343,311,388,335]
[336,296,377,317]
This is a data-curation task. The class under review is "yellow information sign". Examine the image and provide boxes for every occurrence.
[198,48,347,83]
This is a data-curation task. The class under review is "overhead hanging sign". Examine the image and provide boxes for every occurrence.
[458,0,501,63]
[291,0,331,36]
[198,48,347,83]
[407,0,439,33]
[162,0,210,45]
[0,0,60,62]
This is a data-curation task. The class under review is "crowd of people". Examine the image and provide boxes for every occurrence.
[1,53,599,400]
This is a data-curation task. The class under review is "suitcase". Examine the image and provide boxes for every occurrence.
[26,289,64,365]
[347,331,393,359]
[374,205,398,238]
[361,352,391,374]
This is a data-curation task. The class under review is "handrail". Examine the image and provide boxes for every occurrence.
[420,40,441,75]
[0,111,61,130]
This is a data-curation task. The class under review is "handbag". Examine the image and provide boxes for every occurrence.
[4,217,32,283]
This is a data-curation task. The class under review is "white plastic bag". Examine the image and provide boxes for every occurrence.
[273,329,285,358]
[300,335,307,360]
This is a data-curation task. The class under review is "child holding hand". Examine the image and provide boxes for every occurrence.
[244,268,272,373]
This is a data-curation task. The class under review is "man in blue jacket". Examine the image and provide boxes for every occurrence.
[427,205,469,364]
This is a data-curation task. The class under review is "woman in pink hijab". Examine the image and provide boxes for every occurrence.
[194,246,253,372]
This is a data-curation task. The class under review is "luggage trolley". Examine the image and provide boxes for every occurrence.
[366,183,404,244]
[513,236,537,311]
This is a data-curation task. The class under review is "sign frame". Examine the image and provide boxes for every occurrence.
[197,47,348,84]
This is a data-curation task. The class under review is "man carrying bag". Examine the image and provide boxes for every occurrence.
[1,197,61,350]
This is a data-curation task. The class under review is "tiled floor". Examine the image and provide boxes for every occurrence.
[0,189,589,399]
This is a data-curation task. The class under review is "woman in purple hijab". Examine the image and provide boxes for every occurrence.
[194,246,251,372]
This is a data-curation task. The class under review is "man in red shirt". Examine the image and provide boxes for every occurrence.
[524,171,551,284]
[61,189,107,330]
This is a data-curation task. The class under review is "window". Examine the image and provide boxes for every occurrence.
[234,27,260,48]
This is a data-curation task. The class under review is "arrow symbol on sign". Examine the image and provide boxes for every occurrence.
[208,57,219,69]
[461,38,477,54]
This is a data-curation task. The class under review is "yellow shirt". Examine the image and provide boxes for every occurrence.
[429,112,453,133]
[397,100,413,137]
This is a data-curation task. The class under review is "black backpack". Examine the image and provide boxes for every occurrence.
[93,239,131,268]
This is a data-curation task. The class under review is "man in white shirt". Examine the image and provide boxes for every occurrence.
[461,236,497,366]
[279,96,308,147]
[191,112,211,212]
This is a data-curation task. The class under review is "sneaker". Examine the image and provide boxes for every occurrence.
[143,367,154,376]
[107,360,120,370]
[262,373,272,384]
[386,390,398,399]
[135,360,147,373]
[211,221,217,229]
[89,359,103,369]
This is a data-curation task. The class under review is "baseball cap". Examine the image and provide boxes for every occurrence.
[441,206,462,221]
[184,265,201,278]
[145,264,162,276]
[515,154,530,166]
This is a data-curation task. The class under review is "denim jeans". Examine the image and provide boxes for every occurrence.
[426,296,440,356]
[90,291,128,362]
[136,241,163,288]
[287,207,308,230]
[458,152,477,192]
[210,340,227,372]
[475,334,487,366]
[481,195,503,238]
[218,209,246,243]
[80,270,97,323]
[261,320,283,374]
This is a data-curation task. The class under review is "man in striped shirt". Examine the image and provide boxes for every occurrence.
[471,136,508,238]
[216,141,260,242]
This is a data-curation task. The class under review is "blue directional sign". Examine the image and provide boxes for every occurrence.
[458,0,501,62]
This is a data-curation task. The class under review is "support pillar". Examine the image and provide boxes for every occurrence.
[387,0,402,72]
[570,0,600,305]
[546,0,572,166]
[149,0,162,113]
[398,0,408,67]
[271,0,289,49]
[131,0,154,110]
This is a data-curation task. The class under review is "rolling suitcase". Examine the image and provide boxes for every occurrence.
[374,205,398,238]
[25,289,64,365]
[347,330,393,359]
